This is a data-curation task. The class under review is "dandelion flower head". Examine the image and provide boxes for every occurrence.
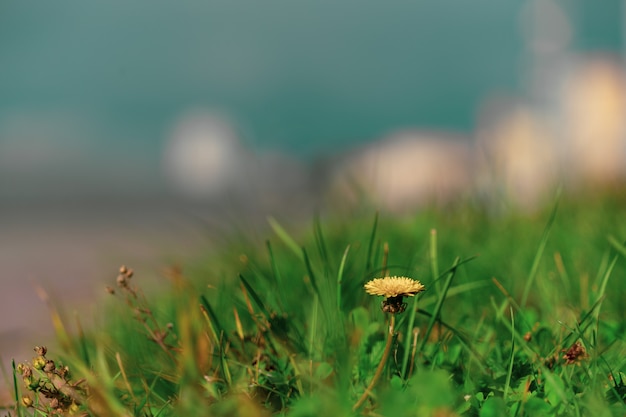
[364,276,425,298]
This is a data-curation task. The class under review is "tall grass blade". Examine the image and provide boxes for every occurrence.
[309,294,320,359]
[608,236,626,258]
[268,217,303,260]
[430,229,441,295]
[313,214,332,276]
[36,285,74,354]
[239,274,271,317]
[336,245,350,312]
[503,307,515,401]
[365,212,379,273]
[75,312,90,366]
[266,240,281,289]
[218,333,232,387]
[115,352,137,405]
[12,359,22,417]
[593,254,617,319]
[520,189,560,307]
[199,295,229,345]
[302,248,321,299]
[401,294,419,379]
[418,257,460,355]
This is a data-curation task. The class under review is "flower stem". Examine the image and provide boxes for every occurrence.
[353,314,396,411]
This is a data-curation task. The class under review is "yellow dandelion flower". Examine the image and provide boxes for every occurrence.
[364,276,425,298]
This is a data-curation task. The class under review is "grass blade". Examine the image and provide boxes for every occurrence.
[266,240,282,290]
[430,229,441,295]
[302,248,321,299]
[75,311,90,366]
[337,245,350,312]
[309,294,320,360]
[418,257,461,355]
[268,217,303,260]
[239,274,271,317]
[520,189,560,307]
[365,212,379,273]
[401,294,419,379]
[313,213,332,276]
[503,307,515,401]
[12,359,22,417]
[200,295,229,346]
[594,254,617,317]
[607,236,626,258]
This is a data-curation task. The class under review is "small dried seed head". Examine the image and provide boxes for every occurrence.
[21,396,33,407]
[116,274,127,287]
[43,360,56,373]
[106,286,116,295]
[563,341,587,365]
[125,268,134,278]
[20,365,32,378]
[57,365,70,378]
[34,346,47,356]
[119,265,128,274]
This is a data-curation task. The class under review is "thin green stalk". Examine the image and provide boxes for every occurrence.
[503,307,515,401]
[268,217,303,260]
[401,295,419,379]
[336,245,350,311]
[266,240,284,299]
[239,274,271,317]
[12,359,23,417]
[608,236,626,258]
[430,229,440,295]
[418,257,460,355]
[309,294,320,359]
[365,212,379,273]
[200,295,228,346]
[520,189,560,307]
[302,248,321,299]
[313,214,332,277]
[593,253,617,323]
[353,314,396,411]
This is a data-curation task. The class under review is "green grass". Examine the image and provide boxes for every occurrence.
[6,190,626,416]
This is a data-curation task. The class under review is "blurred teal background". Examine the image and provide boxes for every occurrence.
[1,0,623,201]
